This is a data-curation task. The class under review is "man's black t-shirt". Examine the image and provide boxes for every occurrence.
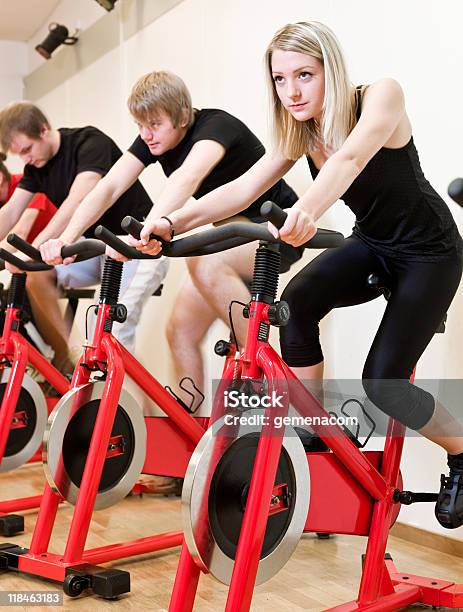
[128,108,297,219]
[19,126,153,237]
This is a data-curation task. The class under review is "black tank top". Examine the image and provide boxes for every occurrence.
[307,87,462,260]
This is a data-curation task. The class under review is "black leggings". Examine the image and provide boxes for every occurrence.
[280,236,463,430]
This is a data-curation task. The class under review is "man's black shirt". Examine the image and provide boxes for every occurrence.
[19,126,153,237]
[128,108,297,219]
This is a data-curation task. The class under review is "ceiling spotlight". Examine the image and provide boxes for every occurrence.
[94,0,119,11]
[35,23,79,60]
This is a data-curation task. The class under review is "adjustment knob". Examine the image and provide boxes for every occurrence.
[214,339,231,356]
[267,301,290,326]
[109,303,128,323]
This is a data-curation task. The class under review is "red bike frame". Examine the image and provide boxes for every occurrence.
[9,296,237,583]
[169,294,463,611]
[0,298,70,518]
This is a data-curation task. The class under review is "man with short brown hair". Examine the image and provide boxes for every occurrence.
[0,101,167,365]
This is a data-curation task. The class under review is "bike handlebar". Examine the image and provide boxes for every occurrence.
[61,239,106,261]
[96,201,344,259]
[96,223,268,258]
[0,249,52,271]
[7,234,43,261]
[260,201,288,229]
[120,216,157,242]
[0,235,106,272]
[96,217,343,260]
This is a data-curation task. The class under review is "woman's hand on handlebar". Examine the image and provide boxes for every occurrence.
[39,238,76,266]
[268,207,317,247]
[135,218,171,256]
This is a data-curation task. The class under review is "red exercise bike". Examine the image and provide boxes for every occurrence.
[0,262,76,536]
[0,233,235,599]
[128,201,461,612]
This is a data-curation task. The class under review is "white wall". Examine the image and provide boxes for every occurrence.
[19,0,463,539]
[0,41,28,171]
[0,41,27,105]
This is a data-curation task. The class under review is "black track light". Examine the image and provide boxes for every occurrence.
[35,23,79,60]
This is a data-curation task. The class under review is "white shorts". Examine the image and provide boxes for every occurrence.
[56,255,169,354]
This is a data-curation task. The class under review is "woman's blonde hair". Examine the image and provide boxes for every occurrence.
[128,71,194,128]
[265,21,355,159]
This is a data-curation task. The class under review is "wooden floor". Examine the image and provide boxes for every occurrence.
[1,464,463,611]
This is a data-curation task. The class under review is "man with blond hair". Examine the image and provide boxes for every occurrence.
[0,101,168,370]
[40,70,303,402]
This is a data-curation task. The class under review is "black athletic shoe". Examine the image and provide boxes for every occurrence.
[435,453,463,529]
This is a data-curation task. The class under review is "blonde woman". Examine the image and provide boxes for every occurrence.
[131,21,463,528]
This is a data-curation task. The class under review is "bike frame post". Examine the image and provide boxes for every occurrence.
[0,334,28,459]
[169,539,201,612]
[63,334,125,562]
[225,353,289,612]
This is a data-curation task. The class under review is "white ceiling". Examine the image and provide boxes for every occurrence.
[0,0,61,41]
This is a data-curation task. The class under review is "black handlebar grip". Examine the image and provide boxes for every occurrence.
[0,248,52,271]
[61,239,106,261]
[448,178,463,207]
[7,234,43,262]
[121,216,144,239]
[121,216,166,245]
[94,225,161,259]
[304,228,344,249]
[260,201,288,229]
